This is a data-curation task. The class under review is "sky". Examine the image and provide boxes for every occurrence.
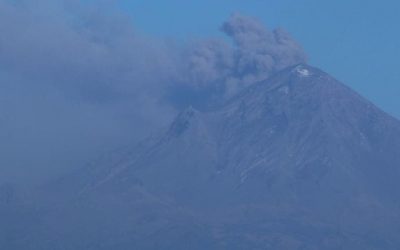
[121,0,400,118]
[0,0,399,186]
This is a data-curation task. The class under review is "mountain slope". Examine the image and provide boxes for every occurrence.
[6,64,400,250]
[91,64,400,206]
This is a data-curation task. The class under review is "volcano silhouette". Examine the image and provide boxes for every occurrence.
[3,64,400,250]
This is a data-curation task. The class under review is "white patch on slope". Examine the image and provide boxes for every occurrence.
[294,66,311,77]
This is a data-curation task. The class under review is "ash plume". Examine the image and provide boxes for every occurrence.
[0,1,307,185]
[176,14,307,108]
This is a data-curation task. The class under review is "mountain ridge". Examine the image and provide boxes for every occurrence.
[6,63,400,250]
[74,63,400,203]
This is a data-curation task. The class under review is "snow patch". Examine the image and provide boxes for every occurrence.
[294,66,311,77]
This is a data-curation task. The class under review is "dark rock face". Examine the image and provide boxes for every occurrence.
[3,64,400,249]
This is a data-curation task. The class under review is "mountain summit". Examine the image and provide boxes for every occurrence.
[92,64,400,205]
[4,64,400,250]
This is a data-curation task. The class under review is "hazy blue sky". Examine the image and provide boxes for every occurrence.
[121,0,400,118]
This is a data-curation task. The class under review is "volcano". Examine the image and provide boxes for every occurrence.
[3,64,400,250]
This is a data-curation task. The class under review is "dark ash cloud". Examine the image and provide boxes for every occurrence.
[222,13,307,81]
[0,0,177,185]
[173,14,307,108]
[0,2,307,185]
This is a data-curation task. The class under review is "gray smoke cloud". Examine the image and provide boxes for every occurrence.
[0,0,177,185]
[0,2,306,185]
[176,13,307,108]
